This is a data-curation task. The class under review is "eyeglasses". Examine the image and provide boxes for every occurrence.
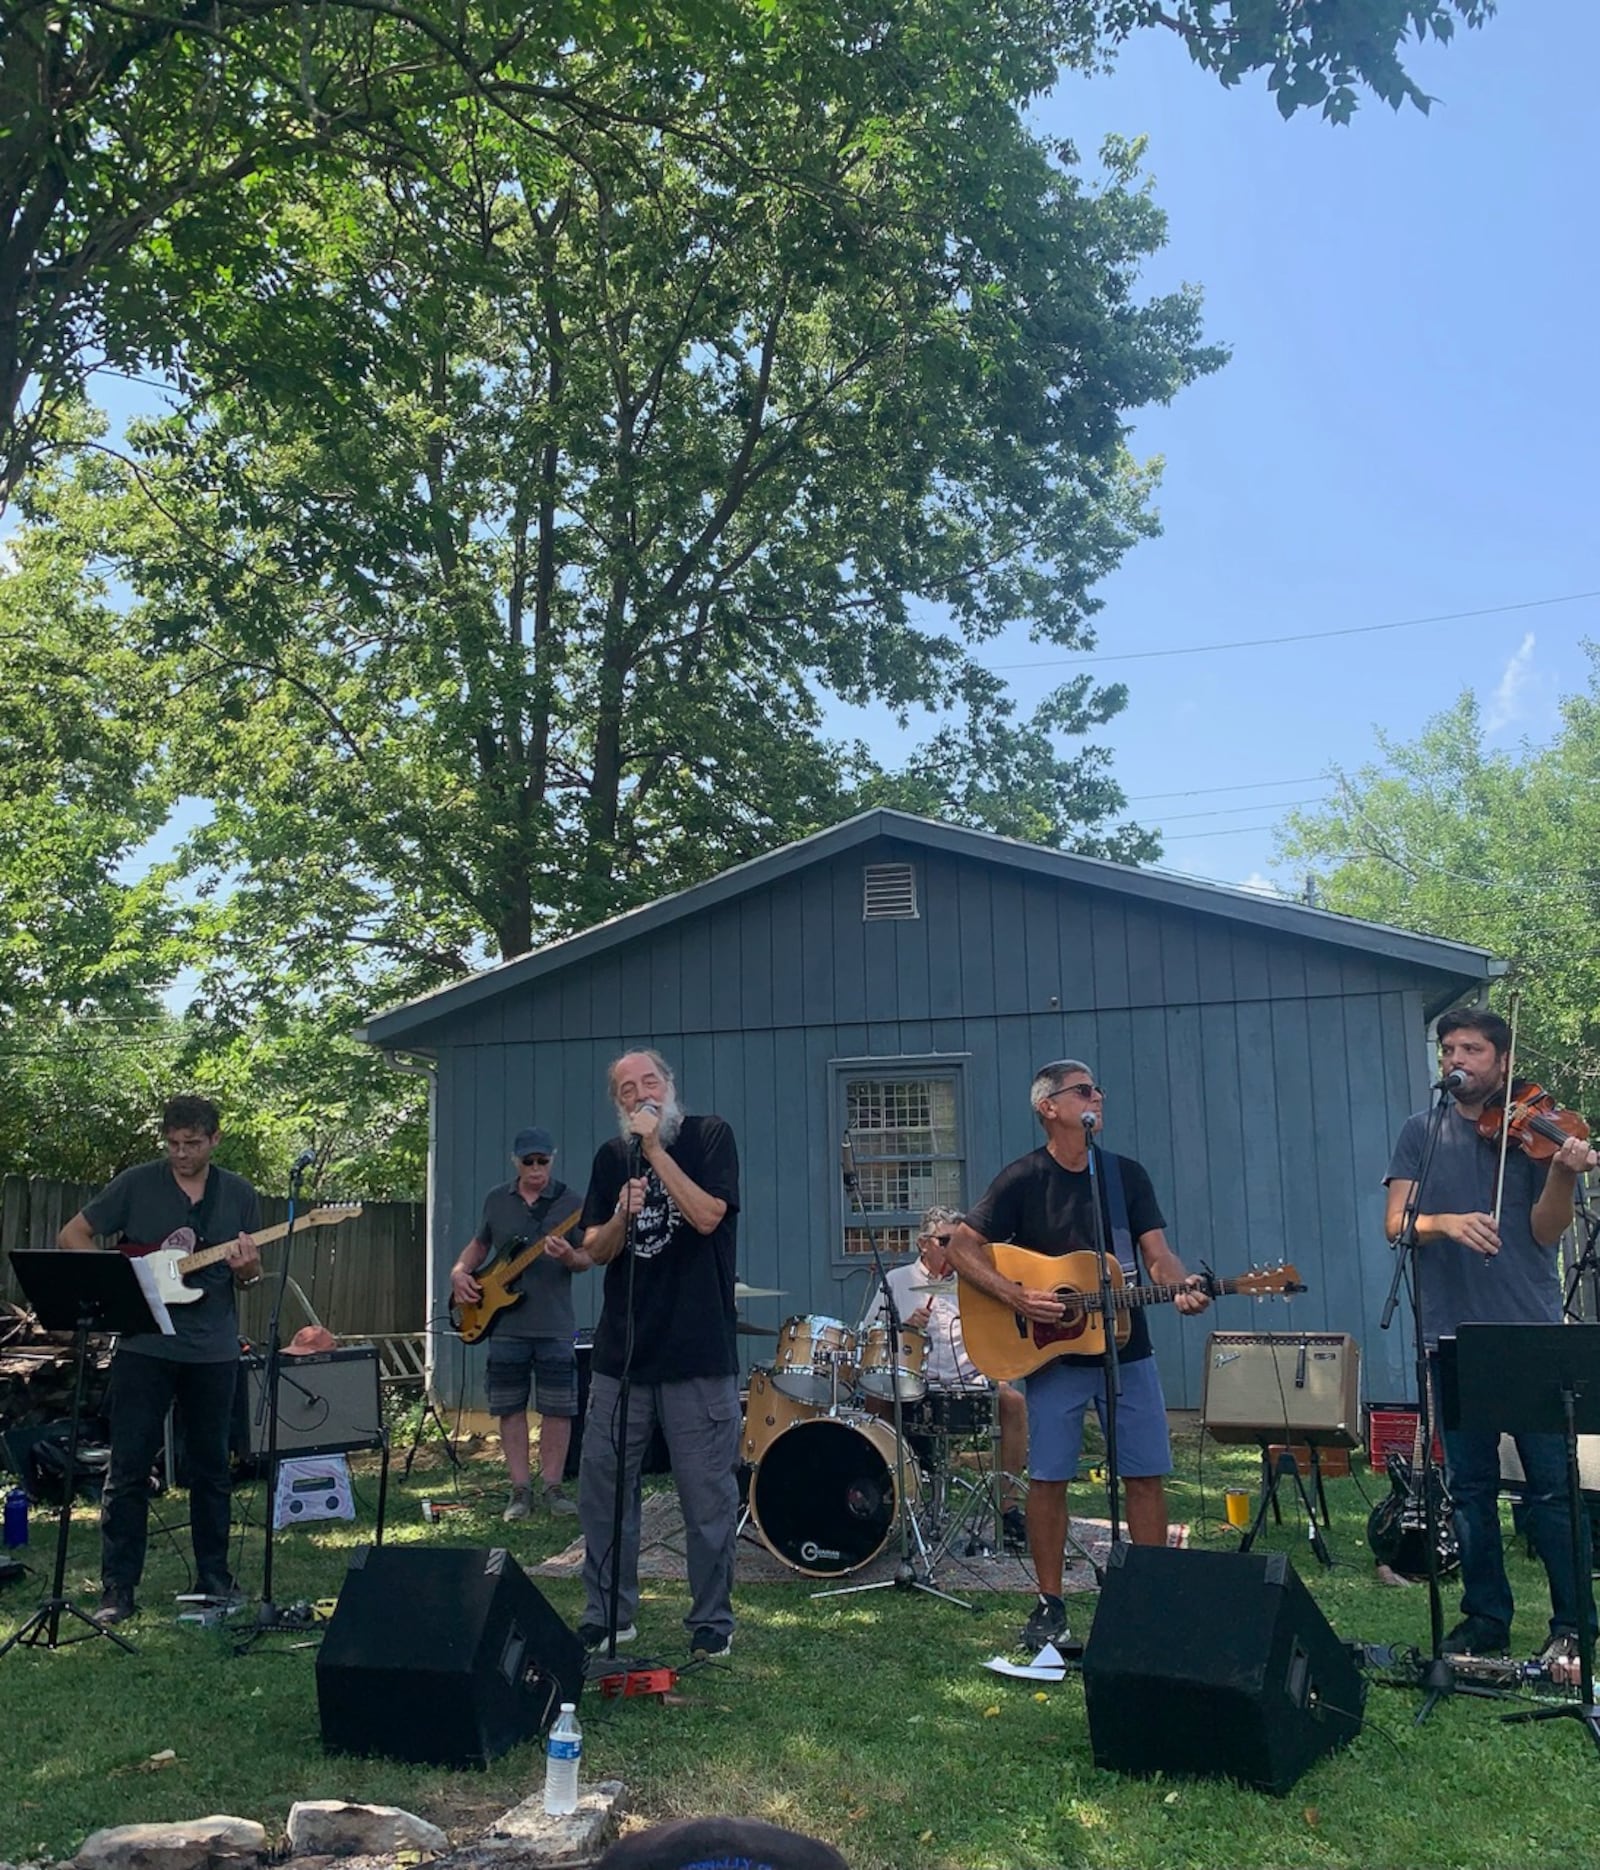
[519,1153,553,1167]
[1051,1083,1103,1100]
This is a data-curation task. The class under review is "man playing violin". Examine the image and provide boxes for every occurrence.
[1385,1006,1599,1671]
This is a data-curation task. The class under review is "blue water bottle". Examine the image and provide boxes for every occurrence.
[3,1485,27,1549]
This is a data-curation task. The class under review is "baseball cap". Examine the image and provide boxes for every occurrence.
[512,1126,555,1158]
[594,1820,849,1870]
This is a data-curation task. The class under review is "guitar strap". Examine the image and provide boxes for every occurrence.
[1098,1147,1142,1286]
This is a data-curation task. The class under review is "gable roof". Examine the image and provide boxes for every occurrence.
[359,808,1498,1046]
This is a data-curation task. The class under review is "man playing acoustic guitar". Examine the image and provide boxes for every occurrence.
[945,1059,1209,1651]
[450,1125,591,1520]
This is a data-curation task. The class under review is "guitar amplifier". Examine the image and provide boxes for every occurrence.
[242,1346,383,1457]
[1202,1332,1361,1450]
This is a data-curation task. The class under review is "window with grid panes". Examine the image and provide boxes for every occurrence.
[840,1068,964,1257]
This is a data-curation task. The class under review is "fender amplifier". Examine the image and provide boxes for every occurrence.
[1202,1332,1361,1449]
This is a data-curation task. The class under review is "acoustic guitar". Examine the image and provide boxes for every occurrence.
[958,1243,1305,1380]
[452,1208,583,1344]
[123,1205,363,1306]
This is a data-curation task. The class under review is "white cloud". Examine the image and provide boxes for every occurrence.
[1236,871,1287,899]
[1484,632,1537,735]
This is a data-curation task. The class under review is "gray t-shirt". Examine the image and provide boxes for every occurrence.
[473,1178,583,1342]
[83,1158,262,1364]
[1385,1104,1561,1348]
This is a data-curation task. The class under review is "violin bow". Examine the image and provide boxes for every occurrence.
[1491,988,1521,1228]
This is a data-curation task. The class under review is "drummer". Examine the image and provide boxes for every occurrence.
[860,1205,1028,1547]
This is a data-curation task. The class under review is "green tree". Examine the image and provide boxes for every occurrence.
[1280,665,1600,1110]
[1,0,1495,499]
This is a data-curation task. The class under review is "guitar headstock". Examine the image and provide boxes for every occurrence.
[306,1203,364,1226]
[1234,1263,1305,1299]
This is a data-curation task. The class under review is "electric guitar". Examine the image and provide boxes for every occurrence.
[122,1205,363,1306]
[1366,1410,1459,1580]
[452,1208,584,1344]
[958,1243,1305,1380]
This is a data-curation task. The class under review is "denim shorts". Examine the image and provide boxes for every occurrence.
[485,1337,578,1418]
[1024,1352,1172,1481]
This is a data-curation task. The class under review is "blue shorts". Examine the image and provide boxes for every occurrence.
[1024,1353,1172,1481]
[485,1337,577,1418]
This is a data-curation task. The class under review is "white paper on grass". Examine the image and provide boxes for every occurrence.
[982,1643,1067,1680]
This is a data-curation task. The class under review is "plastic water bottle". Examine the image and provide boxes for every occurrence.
[543,1702,582,1815]
[2,1487,26,1549]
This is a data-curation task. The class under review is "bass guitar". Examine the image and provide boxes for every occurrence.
[1366,1411,1459,1580]
[122,1205,363,1306]
[958,1243,1305,1381]
[452,1208,583,1344]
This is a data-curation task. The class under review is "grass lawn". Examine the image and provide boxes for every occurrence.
[2,1413,1595,1869]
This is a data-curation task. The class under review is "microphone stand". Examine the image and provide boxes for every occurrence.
[1563,1178,1600,1323]
[1082,1113,1122,1563]
[1380,1077,1465,1722]
[813,1131,970,1609]
[237,1156,309,1651]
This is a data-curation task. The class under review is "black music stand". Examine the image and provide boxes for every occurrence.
[1439,1324,1600,1755]
[0,1250,164,1659]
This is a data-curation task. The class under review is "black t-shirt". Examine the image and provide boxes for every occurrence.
[964,1146,1166,1366]
[581,1116,741,1383]
[82,1158,262,1364]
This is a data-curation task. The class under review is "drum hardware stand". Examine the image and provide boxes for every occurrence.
[816,1135,970,1609]
[1379,1071,1473,1722]
[0,1250,158,1661]
[1563,1180,1600,1323]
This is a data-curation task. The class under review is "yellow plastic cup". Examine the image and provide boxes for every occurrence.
[1224,1488,1252,1529]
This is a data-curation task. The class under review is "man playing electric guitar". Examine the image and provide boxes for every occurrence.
[58,1094,262,1626]
[450,1125,591,1520]
[945,1059,1209,1651]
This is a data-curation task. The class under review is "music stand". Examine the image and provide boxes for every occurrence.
[0,1250,164,1659]
[1439,1324,1600,1754]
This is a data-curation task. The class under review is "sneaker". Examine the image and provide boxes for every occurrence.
[1020,1592,1068,1650]
[690,1626,733,1660]
[577,1620,637,1650]
[94,1585,137,1627]
[503,1484,532,1522]
[1443,1615,1511,1656]
[1002,1507,1028,1550]
[542,1482,579,1518]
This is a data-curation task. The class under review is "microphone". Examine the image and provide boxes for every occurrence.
[840,1130,859,1188]
[637,1100,661,1118]
[1081,1109,1100,1134]
[1434,1069,1467,1093]
[291,1149,316,1174]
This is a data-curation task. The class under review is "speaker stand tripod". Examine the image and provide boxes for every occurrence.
[1239,1446,1332,1569]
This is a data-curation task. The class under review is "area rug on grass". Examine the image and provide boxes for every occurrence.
[528,1490,1186,1594]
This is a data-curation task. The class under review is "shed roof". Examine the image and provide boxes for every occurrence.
[359,809,1498,1046]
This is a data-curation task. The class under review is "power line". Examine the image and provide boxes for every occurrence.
[1124,775,1325,802]
[986,589,1600,673]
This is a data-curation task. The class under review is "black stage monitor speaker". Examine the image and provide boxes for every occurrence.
[243,1346,382,1457]
[1081,1545,1364,1796]
[316,1546,585,1767]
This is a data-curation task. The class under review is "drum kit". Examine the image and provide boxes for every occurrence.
[739,1311,1016,1580]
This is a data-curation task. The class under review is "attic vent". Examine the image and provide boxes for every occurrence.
[863,862,918,921]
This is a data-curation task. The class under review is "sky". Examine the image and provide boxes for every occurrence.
[838,1,1600,895]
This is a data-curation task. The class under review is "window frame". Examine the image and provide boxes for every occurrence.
[829,1054,970,1269]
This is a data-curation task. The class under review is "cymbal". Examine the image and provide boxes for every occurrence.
[735,1319,779,1338]
[734,1282,786,1300]
[910,1280,957,1293]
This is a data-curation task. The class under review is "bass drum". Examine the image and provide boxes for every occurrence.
[749,1413,920,1576]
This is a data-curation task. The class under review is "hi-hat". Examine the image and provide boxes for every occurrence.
[734,1281,786,1300]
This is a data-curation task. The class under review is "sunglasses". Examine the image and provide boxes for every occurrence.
[1051,1083,1103,1100]
[519,1153,553,1167]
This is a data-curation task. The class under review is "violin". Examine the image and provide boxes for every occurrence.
[1476,1079,1592,1163]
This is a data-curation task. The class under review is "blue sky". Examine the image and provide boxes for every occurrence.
[843,2,1600,892]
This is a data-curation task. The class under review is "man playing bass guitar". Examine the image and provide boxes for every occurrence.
[450,1125,591,1520]
[945,1059,1209,1651]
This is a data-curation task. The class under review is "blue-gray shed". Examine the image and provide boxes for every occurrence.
[358,809,1497,1415]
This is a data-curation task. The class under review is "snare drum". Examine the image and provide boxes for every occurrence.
[857,1324,928,1402]
[907,1386,996,1440]
[741,1366,823,1465]
[772,1315,857,1403]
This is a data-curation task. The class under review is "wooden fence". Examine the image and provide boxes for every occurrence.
[0,1176,426,1342]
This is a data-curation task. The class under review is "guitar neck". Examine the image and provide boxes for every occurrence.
[175,1208,358,1277]
[491,1208,583,1281]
